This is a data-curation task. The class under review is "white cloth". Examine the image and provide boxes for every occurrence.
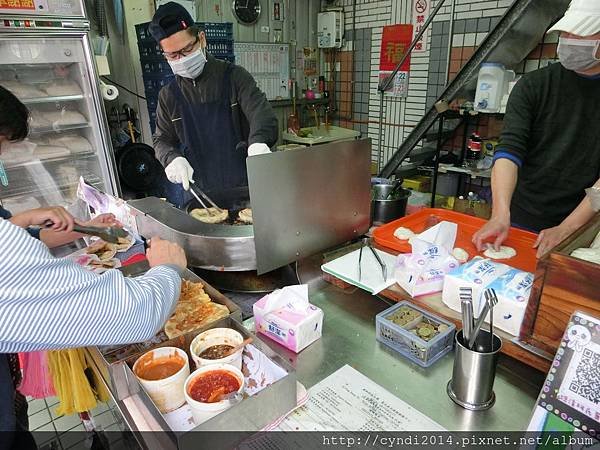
[248,143,271,157]
[165,156,195,190]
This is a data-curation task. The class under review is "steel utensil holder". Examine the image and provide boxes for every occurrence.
[447,329,502,411]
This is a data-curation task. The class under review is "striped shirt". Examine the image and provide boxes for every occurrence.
[0,218,181,353]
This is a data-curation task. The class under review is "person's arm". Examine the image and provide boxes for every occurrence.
[473,159,519,251]
[472,74,536,251]
[153,87,184,168]
[0,223,186,353]
[234,66,279,148]
[39,213,119,249]
[9,206,75,232]
[534,178,600,257]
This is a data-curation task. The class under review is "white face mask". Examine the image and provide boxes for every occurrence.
[167,47,207,79]
[557,37,600,72]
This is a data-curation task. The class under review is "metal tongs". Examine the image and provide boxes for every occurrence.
[358,237,387,282]
[467,288,498,351]
[72,225,129,244]
[189,182,225,217]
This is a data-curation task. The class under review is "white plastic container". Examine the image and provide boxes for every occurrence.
[474,63,515,113]
[184,363,245,425]
[189,328,244,370]
[133,347,190,413]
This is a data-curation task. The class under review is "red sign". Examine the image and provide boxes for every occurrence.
[0,0,35,9]
[379,24,413,72]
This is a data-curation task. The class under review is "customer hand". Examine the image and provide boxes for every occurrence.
[83,213,121,228]
[146,236,187,269]
[534,224,575,258]
[11,206,75,232]
[472,215,510,252]
[165,157,194,191]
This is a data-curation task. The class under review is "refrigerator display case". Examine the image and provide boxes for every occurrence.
[0,0,119,214]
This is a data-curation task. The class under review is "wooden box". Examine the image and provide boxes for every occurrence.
[521,213,600,355]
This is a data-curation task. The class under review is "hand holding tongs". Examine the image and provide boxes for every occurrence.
[358,237,387,282]
[189,182,225,217]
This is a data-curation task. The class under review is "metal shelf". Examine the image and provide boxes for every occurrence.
[3,151,97,171]
[22,94,84,104]
[28,123,90,135]
[0,172,102,199]
[437,164,492,179]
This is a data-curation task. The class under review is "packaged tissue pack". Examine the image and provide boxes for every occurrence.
[394,221,460,297]
[442,257,534,336]
[442,257,511,313]
[484,268,533,336]
[253,285,323,353]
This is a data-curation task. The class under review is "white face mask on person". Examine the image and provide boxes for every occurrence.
[168,48,207,79]
[557,37,600,72]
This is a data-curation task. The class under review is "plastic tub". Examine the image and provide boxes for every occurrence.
[184,364,245,425]
[376,301,456,367]
[133,347,190,413]
[190,328,244,370]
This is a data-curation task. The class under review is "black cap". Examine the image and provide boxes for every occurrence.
[149,2,195,43]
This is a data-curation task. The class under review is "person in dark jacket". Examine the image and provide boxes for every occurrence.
[149,2,278,195]
[473,0,600,257]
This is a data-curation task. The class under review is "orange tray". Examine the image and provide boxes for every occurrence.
[372,208,538,273]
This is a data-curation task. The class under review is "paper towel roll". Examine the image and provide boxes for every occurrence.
[100,81,118,101]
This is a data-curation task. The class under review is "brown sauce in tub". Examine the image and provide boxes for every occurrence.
[199,344,234,360]
[135,354,185,381]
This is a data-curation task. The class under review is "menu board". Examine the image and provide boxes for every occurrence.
[234,43,290,101]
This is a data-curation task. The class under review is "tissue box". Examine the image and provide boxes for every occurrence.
[483,268,533,336]
[253,287,323,353]
[442,257,511,313]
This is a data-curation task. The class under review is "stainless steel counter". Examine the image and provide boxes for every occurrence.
[101,254,544,440]
[243,254,544,431]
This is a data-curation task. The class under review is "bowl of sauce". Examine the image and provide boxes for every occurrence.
[183,363,245,425]
[133,347,190,413]
[190,328,245,370]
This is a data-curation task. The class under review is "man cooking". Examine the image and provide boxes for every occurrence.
[149,2,278,201]
[473,0,600,257]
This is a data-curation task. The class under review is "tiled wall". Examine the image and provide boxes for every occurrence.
[329,0,561,169]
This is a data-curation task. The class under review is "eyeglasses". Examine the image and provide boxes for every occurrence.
[162,35,199,60]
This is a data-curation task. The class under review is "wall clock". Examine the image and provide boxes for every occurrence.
[232,0,261,25]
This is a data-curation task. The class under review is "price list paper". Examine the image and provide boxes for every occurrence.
[276,365,444,431]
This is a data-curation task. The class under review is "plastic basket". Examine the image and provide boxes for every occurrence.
[376,301,456,367]
[140,59,173,76]
[142,74,174,93]
[136,21,234,42]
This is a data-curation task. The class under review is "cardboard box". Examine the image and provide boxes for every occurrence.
[402,176,431,192]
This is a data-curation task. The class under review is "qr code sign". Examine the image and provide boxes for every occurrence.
[568,348,600,405]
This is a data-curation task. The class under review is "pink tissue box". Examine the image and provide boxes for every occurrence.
[253,293,323,353]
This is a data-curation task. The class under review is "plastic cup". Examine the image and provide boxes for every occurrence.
[133,347,190,413]
[183,363,245,425]
[190,328,244,370]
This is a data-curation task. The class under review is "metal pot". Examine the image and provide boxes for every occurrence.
[371,184,411,225]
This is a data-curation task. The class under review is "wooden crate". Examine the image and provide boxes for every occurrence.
[521,213,600,355]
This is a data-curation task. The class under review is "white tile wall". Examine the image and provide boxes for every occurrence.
[340,0,510,166]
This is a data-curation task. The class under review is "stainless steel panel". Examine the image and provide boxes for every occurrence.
[247,139,372,274]
[128,197,257,271]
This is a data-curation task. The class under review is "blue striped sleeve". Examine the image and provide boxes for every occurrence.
[0,219,181,353]
[493,150,523,168]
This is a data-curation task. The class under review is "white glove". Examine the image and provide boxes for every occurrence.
[165,157,194,191]
[247,143,271,156]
